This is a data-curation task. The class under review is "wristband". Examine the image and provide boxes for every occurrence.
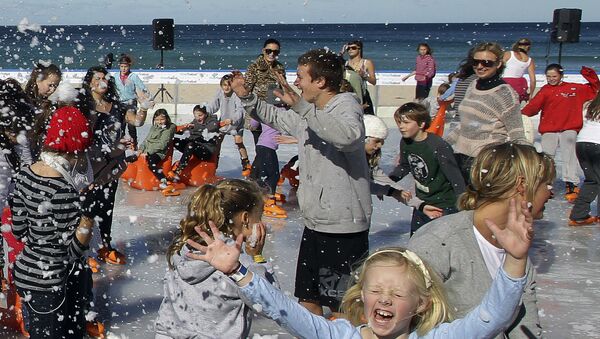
[228,262,248,283]
[253,255,267,263]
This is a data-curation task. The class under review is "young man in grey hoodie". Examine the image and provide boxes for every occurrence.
[230,48,372,317]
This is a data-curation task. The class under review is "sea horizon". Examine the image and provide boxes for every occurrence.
[1,22,599,72]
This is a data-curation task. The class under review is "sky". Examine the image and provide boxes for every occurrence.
[1,0,599,25]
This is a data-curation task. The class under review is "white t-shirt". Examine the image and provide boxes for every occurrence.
[473,226,506,278]
[577,119,600,145]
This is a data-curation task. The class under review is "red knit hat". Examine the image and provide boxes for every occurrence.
[44,106,91,153]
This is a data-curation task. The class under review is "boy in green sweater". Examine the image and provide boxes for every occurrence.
[389,102,465,235]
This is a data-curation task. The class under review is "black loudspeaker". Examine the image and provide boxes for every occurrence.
[152,19,174,50]
[551,8,582,43]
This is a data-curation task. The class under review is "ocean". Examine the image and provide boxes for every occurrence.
[1,22,599,73]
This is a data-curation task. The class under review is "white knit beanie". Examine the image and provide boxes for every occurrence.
[363,115,388,140]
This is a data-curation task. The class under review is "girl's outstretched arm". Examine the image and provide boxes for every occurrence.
[185,221,360,339]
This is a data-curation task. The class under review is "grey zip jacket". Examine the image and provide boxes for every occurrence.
[240,92,372,233]
[154,245,277,339]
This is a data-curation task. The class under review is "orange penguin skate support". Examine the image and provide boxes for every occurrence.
[0,208,28,337]
[121,146,175,191]
[426,100,451,137]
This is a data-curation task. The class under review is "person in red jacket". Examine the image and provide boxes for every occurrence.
[522,64,599,202]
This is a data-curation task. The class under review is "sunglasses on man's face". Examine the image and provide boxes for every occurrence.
[473,59,498,68]
[264,48,280,56]
[347,46,360,51]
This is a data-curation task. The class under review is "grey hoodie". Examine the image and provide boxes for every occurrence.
[241,92,372,234]
[204,88,245,132]
[154,245,277,339]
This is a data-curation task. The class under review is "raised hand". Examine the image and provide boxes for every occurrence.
[185,221,243,275]
[486,199,533,260]
[273,72,301,107]
[230,71,250,97]
[485,199,533,278]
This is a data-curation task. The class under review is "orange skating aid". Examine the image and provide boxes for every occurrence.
[263,198,287,218]
[121,146,174,191]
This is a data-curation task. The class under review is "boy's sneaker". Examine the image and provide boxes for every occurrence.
[263,198,287,218]
[565,182,579,203]
[568,215,598,227]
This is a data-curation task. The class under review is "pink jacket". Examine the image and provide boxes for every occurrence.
[415,55,436,83]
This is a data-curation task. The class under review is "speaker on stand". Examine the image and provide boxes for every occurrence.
[550,8,582,65]
[152,18,175,102]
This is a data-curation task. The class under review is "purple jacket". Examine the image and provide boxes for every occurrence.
[250,119,280,150]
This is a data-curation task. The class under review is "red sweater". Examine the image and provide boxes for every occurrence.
[522,82,597,133]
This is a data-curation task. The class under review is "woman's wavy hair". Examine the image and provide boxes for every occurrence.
[76,66,120,117]
[24,63,62,103]
[340,247,453,336]
[586,91,600,122]
[166,179,264,269]
[458,142,556,210]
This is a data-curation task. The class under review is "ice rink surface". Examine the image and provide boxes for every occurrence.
[2,114,599,338]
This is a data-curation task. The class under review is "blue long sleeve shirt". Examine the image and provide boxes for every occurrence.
[239,266,526,339]
[113,72,149,102]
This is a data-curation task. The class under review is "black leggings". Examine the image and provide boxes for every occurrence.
[146,153,166,181]
[83,180,118,248]
[250,145,280,194]
[175,138,215,172]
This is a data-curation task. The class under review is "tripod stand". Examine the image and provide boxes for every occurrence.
[153,49,173,102]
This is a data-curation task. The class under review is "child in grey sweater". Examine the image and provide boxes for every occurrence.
[154,179,277,339]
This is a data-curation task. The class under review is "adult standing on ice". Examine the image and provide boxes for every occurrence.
[502,38,537,103]
[243,38,287,153]
[342,40,377,115]
[230,48,371,318]
[445,42,527,182]
[77,66,148,265]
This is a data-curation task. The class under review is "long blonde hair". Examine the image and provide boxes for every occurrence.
[340,247,453,336]
[458,143,555,210]
[166,179,264,269]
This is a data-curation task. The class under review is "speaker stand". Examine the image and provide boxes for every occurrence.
[558,42,563,65]
[153,49,173,103]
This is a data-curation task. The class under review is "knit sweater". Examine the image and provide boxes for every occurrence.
[446,81,527,157]
[10,166,88,292]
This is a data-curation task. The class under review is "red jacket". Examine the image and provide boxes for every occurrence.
[522,67,599,133]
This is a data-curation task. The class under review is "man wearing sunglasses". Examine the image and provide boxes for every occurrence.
[231,48,371,319]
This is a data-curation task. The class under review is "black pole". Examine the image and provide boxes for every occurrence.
[558,42,563,65]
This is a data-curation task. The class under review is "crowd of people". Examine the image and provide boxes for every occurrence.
[0,35,598,339]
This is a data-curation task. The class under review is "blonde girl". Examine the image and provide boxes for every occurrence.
[186,195,534,338]
[409,142,554,338]
[154,179,276,339]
